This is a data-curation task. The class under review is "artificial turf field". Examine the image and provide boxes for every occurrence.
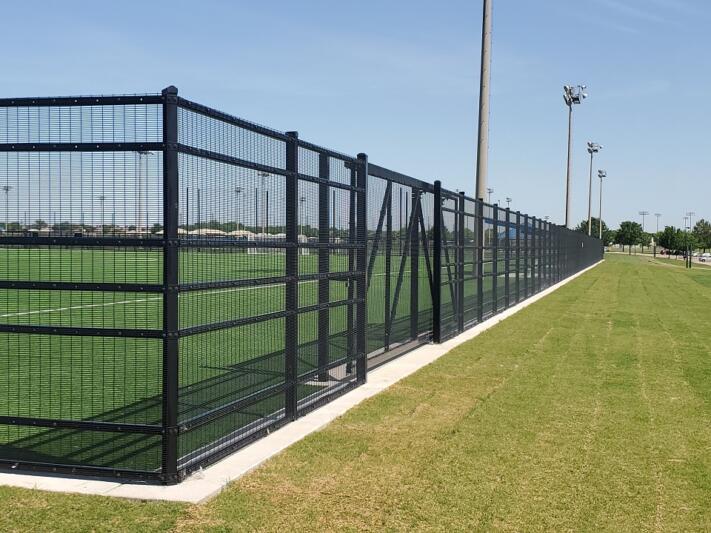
[0,245,518,473]
[4,253,711,531]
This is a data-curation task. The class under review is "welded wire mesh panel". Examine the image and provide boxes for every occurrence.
[295,150,360,411]
[461,198,478,327]
[176,144,289,469]
[0,424,162,472]
[495,207,509,311]
[0,151,163,237]
[0,102,162,144]
[439,192,461,339]
[0,98,165,478]
[178,107,286,170]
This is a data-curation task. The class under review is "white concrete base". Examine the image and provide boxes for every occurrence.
[0,261,603,503]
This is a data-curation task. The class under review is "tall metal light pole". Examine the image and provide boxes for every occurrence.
[486,187,494,204]
[639,210,649,254]
[587,142,602,235]
[234,187,243,230]
[2,185,12,233]
[639,211,649,232]
[563,85,588,228]
[98,195,106,234]
[136,151,155,233]
[687,211,695,230]
[684,214,693,268]
[598,170,606,240]
[259,171,269,234]
[475,0,493,201]
[299,196,306,239]
[654,213,661,233]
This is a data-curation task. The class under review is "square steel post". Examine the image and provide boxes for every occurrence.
[384,184,392,350]
[515,211,521,302]
[457,192,465,332]
[410,189,420,340]
[492,204,498,314]
[432,181,442,343]
[504,207,510,308]
[161,85,180,483]
[285,132,299,418]
[355,154,368,383]
[537,218,546,291]
[523,214,529,297]
[347,164,356,366]
[317,153,330,381]
[476,199,484,323]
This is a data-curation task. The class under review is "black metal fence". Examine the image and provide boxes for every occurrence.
[0,87,602,483]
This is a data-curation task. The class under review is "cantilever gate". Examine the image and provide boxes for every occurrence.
[0,86,603,483]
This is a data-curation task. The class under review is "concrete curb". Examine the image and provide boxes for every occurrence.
[0,260,604,503]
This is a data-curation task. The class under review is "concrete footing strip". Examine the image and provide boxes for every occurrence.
[0,260,604,503]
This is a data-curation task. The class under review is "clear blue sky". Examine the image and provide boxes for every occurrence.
[1,0,709,229]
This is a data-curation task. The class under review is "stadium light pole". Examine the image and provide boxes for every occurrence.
[639,211,649,254]
[654,213,661,233]
[687,211,695,229]
[2,185,12,233]
[687,211,696,266]
[639,211,649,232]
[598,170,606,240]
[684,214,694,268]
[98,195,106,234]
[299,196,306,239]
[136,151,155,234]
[259,171,269,234]
[234,187,243,229]
[587,142,602,235]
[563,85,588,228]
[486,187,494,204]
[475,0,493,201]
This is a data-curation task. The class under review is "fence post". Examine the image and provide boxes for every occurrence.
[457,192,465,332]
[161,85,180,483]
[410,188,420,340]
[356,154,368,383]
[515,211,521,302]
[536,218,546,292]
[492,204,498,314]
[523,214,529,297]
[476,199,484,323]
[531,217,541,294]
[432,181,442,343]
[505,207,510,308]
[384,184,393,350]
[347,163,356,369]
[285,131,299,419]
[317,153,330,381]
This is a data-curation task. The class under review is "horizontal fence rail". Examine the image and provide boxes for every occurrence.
[0,87,603,483]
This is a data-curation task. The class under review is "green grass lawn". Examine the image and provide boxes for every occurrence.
[2,253,710,531]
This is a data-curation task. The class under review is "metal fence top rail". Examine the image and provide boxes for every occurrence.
[0,93,162,107]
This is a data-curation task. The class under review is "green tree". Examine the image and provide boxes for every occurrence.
[615,221,643,253]
[574,217,615,245]
[657,226,678,251]
[693,219,711,251]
